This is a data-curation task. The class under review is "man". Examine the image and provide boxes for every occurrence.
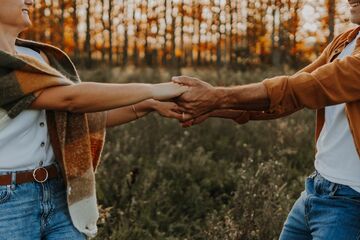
[173,1,360,239]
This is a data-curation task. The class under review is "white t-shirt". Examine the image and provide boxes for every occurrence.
[0,46,55,171]
[315,32,360,192]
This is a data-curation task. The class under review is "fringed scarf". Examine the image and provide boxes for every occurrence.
[0,38,106,238]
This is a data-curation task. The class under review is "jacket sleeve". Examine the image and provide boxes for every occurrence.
[232,43,330,124]
[263,52,360,112]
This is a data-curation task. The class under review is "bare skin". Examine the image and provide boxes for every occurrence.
[172,76,269,121]
[0,0,188,127]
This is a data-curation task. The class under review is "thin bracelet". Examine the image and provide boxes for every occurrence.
[131,105,140,119]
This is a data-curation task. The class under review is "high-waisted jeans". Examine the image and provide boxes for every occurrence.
[279,171,360,240]
[0,166,86,240]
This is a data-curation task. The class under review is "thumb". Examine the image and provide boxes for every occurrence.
[172,76,195,86]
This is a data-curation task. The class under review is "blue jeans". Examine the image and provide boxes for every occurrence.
[0,168,87,240]
[279,171,360,240]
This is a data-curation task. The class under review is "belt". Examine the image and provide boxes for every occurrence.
[0,164,59,185]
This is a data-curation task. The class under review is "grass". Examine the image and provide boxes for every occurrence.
[78,66,316,240]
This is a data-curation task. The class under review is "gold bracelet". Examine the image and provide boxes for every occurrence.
[131,105,140,119]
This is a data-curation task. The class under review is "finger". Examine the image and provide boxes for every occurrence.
[179,85,190,93]
[172,103,188,113]
[173,102,194,114]
[181,119,194,125]
[172,76,196,86]
[174,101,188,109]
[173,83,190,92]
[193,115,207,125]
[182,113,193,121]
[184,118,198,128]
[168,111,183,120]
[181,122,191,128]
[180,103,196,114]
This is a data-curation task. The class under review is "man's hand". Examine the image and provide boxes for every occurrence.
[172,76,220,118]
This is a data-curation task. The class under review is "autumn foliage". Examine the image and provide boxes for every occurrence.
[23,0,350,68]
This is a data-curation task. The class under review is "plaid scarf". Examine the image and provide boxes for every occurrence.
[0,38,106,237]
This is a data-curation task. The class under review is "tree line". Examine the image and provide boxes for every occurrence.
[22,0,345,69]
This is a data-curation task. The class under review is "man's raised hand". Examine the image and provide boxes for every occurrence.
[172,76,219,119]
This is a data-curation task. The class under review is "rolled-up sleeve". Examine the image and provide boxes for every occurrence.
[263,53,360,113]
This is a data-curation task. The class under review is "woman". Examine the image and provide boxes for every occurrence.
[0,0,187,239]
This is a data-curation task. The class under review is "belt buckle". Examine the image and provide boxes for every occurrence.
[32,167,49,183]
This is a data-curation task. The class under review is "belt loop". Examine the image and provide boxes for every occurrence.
[54,162,61,178]
[10,172,16,190]
[329,182,339,196]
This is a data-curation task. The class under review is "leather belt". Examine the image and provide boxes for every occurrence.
[0,164,59,185]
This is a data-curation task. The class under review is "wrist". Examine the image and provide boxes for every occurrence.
[133,99,156,116]
[149,83,166,100]
[213,87,228,109]
[146,84,156,99]
[144,99,158,112]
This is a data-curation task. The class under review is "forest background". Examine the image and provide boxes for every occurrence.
[23,1,353,239]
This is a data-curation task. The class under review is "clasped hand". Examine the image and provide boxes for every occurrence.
[156,76,219,126]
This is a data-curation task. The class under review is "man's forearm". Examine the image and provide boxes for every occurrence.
[214,82,270,111]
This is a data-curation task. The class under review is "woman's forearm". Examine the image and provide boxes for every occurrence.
[65,82,155,112]
[106,99,157,128]
[30,82,187,113]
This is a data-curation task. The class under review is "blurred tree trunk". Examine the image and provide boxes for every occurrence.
[327,0,336,43]
[179,0,184,67]
[49,0,54,43]
[171,1,176,67]
[235,0,242,66]
[144,1,150,66]
[123,3,128,67]
[216,1,222,68]
[85,0,92,68]
[257,0,266,63]
[290,0,302,66]
[162,0,168,66]
[72,0,79,61]
[196,2,202,66]
[246,0,254,56]
[228,0,234,66]
[271,0,281,67]
[133,3,139,66]
[108,0,113,65]
[101,0,106,63]
[59,0,65,49]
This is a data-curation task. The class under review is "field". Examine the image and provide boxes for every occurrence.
[80,66,316,240]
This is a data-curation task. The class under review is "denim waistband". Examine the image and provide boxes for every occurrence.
[306,170,360,198]
[307,171,339,196]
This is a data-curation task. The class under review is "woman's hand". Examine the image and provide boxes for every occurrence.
[181,112,210,127]
[106,99,188,128]
[152,100,185,120]
[150,83,189,101]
